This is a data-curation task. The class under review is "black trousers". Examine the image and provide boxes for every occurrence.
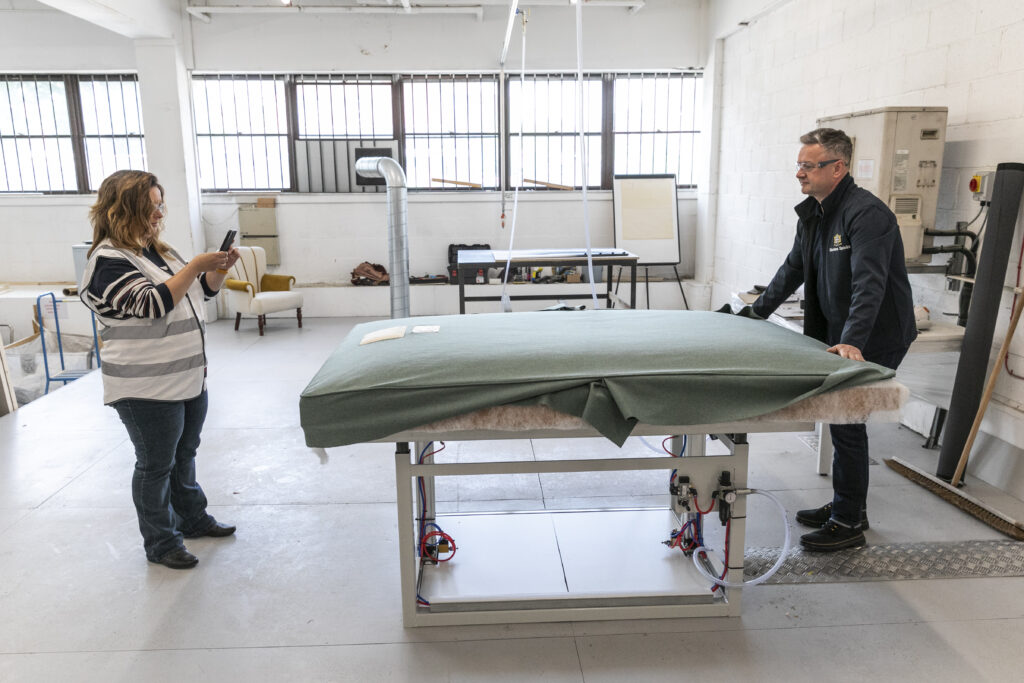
[829,347,909,526]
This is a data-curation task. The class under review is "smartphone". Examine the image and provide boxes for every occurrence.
[219,229,237,252]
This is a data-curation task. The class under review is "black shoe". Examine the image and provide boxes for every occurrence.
[795,502,869,530]
[150,547,199,569]
[800,521,866,552]
[185,521,236,539]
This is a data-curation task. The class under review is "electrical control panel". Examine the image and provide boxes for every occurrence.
[969,172,995,203]
[818,106,948,264]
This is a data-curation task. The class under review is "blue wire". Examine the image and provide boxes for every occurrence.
[417,443,452,559]
[668,435,688,484]
[416,442,433,556]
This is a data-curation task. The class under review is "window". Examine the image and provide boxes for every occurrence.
[296,76,393,139]
[192,75,289,191]
[507,74,602,190]
[403,74,499,190]
[0,74,145,193]
[613,72,701,186]
[294,74,394,192]
[185,70,701,194]
[1,76,76,192]
[78,75,147,191]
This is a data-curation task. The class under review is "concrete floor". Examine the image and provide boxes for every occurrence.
[1,316,1023,682]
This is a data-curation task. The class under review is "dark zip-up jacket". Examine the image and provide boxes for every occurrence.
[752,173,917,357]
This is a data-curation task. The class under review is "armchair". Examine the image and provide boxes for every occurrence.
[223,246,303,336]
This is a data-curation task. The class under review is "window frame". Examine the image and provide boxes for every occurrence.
[1,70,702,195]
[401,73,501,191]
[191,73,292,193]
[611,71,702,189]
[0,74,145,194]
[504,71,606,192]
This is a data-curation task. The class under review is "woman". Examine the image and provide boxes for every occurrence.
[80,170,239,569]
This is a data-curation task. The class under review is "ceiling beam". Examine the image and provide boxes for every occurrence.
[186,4,485,22]
[37,0,181,39]
[184,1,646,24]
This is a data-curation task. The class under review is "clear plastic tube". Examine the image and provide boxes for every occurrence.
[691,488,792,588]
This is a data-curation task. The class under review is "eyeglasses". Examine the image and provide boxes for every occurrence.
[154,203,166,214]
[795,159,841,172]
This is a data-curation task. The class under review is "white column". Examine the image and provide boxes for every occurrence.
[694,38,724,287]
[134,39,205,258]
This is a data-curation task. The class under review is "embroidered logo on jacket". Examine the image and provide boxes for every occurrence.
[829,233,851,253]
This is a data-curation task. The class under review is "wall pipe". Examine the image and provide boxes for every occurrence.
[922,244,978,327]
[936,162,1024,481]
[355,156,410,320]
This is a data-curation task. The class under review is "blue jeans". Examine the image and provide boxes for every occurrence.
[829,348,908,527]
[114,391,215,560]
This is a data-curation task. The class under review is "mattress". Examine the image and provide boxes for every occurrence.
[299,309,897,448]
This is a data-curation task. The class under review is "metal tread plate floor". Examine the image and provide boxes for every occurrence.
[745,540,1024,583]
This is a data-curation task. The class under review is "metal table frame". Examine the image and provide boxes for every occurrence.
[456,249,638,313]
[382,419,812,627]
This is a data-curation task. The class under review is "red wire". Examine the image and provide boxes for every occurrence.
[661,436,675,455]
[419,529,457,562]
[692,493,715,515]
[420,441,447,463]
[720,519,731,581]
[707,518,731,593]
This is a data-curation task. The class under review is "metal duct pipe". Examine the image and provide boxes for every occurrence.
[936,162,1024,481]
[355,157,410,319]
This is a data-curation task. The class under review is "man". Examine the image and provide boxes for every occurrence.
[752,128,917,552]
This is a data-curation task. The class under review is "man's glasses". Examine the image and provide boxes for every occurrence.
[795,159,841,172]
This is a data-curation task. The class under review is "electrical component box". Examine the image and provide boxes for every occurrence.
[818,106,948,264]
[969,172,995,203]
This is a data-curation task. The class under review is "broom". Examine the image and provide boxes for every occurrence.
[885,291,1024,541]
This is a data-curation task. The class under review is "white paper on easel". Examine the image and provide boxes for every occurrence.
[360,325,407,345]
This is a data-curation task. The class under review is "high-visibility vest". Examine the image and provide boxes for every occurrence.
[80,241,208,404]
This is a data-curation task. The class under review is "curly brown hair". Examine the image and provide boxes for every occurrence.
[88,170,170,257]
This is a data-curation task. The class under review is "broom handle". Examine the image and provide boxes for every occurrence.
[952,290,1024,486]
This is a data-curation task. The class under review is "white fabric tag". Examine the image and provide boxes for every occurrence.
[360,325,407,345]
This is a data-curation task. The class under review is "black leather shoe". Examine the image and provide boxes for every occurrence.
[150,547,199,569]
[185,521,236,539]
[795,502,869,530]
[800,521,866,552]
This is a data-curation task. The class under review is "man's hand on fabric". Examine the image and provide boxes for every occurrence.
[827,343,864,361]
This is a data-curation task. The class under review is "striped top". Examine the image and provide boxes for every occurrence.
[83,246,216,320]
[80,241,214,405]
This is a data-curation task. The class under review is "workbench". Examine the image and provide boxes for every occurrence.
[456,248,638,313]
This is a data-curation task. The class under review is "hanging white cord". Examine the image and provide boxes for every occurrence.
[575,2,599,308]
[690,488,792,588]
[500,17,527,312]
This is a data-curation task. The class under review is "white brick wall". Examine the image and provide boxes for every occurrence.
[714,0,1024,304]
[710,0,1024,482]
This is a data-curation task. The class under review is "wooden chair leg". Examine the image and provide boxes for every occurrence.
[297,308,303,328]
[234,312,241,331]
[258,315,265,336]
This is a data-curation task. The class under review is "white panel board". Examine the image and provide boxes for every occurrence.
[613,175,681,266]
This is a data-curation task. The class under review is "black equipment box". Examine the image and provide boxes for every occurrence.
[447,243,490,285]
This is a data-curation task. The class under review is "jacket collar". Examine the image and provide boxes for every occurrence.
[794,173,855,222]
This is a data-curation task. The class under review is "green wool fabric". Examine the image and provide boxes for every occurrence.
[299,309,894,448]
